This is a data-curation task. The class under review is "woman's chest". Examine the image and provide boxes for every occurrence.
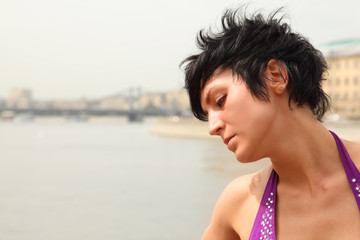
[276,190,360,240]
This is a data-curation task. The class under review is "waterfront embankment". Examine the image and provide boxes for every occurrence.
[151,117,360,142]
[7,115,360,142]
[151,116,210,139]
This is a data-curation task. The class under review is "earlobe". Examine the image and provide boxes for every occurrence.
[265,59,288,95]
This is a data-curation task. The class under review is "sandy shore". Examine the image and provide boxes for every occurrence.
[14,115,360,142]
[152,117,360,142]
[151,117,211,139]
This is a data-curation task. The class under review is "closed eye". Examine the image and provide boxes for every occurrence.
[216,95,226,108]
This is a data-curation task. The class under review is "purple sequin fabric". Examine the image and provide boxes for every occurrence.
[248,131,360,239]
[248,169,277,240]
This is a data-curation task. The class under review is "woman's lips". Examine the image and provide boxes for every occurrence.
[223,135,235,148]
[227,136,236,150]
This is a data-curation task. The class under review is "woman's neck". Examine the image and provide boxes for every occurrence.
[267,109,343,193]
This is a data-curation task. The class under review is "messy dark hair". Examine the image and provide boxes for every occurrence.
[181,7,330,121]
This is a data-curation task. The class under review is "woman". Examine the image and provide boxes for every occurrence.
[181,7,360,240]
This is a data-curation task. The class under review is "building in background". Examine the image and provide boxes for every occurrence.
[139,92,166,111]
[97,88,143,111]
[321,39,360,120]
[94,89,189,116]
[51,97,88,110]
[97,94,131,111]
[7,88,33,109]
[164,89,190,115]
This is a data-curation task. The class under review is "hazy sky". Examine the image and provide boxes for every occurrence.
[1,0,359,100]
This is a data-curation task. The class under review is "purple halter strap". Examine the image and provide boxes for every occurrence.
[248,169,278,240]
[330,131,360,209]
[248,131,360,240]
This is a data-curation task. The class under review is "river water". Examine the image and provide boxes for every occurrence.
[0,119,358,240]
[0,119,269,240]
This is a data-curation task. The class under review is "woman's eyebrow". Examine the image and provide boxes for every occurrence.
[200,88,213,116]
[203,86,215,106]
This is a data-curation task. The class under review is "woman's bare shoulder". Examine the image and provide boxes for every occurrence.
[224,166,272,200]
[213,166,273,218]
[202,166,273,240]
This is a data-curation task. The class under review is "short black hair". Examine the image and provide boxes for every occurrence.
[181,7,330,121]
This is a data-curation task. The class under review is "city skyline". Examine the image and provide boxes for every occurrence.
[0,85,186,101]
[1,0,360,100]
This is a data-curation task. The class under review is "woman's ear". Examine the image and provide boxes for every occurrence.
[265,59,288,95]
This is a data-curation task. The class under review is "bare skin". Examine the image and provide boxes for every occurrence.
[200,60,360,240]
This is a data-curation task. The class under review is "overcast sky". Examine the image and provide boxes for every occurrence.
[1,0,359,100]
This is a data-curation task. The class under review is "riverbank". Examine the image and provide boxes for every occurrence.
[4,115,359,142]
[151,116,210,139]
[151,117,360,142]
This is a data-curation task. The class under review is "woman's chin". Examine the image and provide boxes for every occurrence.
[234,152,252,163]
[234,149,262,163]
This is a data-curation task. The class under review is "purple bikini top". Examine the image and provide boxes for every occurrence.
[248,131,360,240]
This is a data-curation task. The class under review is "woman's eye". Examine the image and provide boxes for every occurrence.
[216,95,226,108]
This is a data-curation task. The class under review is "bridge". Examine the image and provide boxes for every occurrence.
[0,108,168,122]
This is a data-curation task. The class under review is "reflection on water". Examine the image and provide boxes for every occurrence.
[0,119,358,240]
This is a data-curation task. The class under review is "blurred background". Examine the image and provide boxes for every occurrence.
[0,0,360,239]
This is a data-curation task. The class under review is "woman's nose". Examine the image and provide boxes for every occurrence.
[208,112,224,136]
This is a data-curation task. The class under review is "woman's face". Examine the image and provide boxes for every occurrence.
[201,68,277,163]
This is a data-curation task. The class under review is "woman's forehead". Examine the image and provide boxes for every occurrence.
[200,69,236,103]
